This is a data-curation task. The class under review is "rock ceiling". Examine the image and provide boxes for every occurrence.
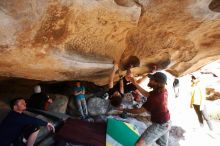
[0,0,219,85]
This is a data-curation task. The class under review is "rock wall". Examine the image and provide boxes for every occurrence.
[0,0,219,85]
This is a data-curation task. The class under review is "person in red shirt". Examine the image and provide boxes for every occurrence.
[121,72,171,146]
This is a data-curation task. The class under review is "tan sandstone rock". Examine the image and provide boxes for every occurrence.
[0,0,219,85]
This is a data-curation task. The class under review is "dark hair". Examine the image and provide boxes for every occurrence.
[110,95,122,107]
[191,75,196,80]
[10,97,25,110]
[173,78,179,87]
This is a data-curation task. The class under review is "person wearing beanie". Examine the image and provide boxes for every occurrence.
[28,85,52,110]
[120,72,171,146]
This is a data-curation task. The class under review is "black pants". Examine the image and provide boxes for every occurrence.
[12,125,40,146]
[193,104,213,130]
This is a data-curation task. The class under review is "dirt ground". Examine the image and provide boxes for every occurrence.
[166,72,220,146]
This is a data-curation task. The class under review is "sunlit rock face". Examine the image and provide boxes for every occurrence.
[0,0,219,85]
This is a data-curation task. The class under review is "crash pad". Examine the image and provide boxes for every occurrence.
[106,118,140,146]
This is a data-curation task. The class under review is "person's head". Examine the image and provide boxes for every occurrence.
[34,85,41,93]
[110,95,122,108]
[126,69,133,76]
[191,75,196,81]
[148,72,167,89]
[191,75,199,84]
[173,78,179,87]
[125,69,133,80]
[10,97,26,112]
[148,64,157,73]
[111,91,122,98]
[76,81,81,87]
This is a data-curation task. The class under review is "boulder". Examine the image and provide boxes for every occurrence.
[0,0,219,85]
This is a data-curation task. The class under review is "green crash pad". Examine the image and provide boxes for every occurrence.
[106,118,140,146]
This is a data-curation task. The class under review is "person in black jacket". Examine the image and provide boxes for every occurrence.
[0,97,55,146]
[28,85,53,110]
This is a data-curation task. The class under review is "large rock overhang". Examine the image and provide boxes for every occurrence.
[0,0,219,85]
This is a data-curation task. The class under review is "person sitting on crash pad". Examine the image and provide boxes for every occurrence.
[0,97,55,146]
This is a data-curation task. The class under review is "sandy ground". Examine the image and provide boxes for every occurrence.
[166,73,220,146]
[169,97,220,146]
